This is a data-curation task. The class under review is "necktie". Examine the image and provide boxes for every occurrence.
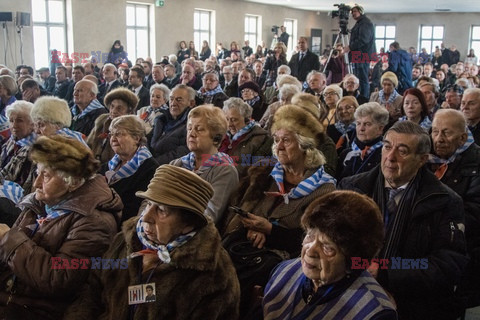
[434,163,448,180]
[386,188,403,228]
[299,52,304,61]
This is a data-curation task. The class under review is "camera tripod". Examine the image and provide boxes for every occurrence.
[322,31,353,75]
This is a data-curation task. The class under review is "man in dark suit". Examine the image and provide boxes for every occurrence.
[65,65,85,106]
[98,63,122,104]
[37,67,56,94]
[128,66,150,112]
[53,66,71,100]
[142,61,155,89]
[288,37,320,82]
[222,66,238,98]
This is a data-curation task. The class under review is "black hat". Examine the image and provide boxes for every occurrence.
[238,81,260,95]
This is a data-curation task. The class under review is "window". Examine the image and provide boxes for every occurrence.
[283,19,297,58]
[126,3,150,63]
[469,26,480,57]
[32,0,67,69]
[375,25,396,53]
[194,9,213,56]
[419,25,444,54]
[245,15,260,50]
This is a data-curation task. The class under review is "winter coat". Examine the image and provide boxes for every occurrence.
[388,49,413,94]
[86,114,115,166]
[349,14,376,57]
[0,175,122,319]
[66,218,240,320]
[338,166,468,320]
[70,102,108,137]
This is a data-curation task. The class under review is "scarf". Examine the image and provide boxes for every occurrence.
[72,99,104,119]
[56,128,88,146]
[16,132,37,148]
[378,89,400,106]
[140,105,165,122]
[37,201,72,225]
[245,95,261,107]
[334,122,356,149]
[0,180,24,204]
[180,152,233,171]
[398,116,432,131]
[107,146,152,184]
[343,138,383,165]
[228,121,256,143]
[135,211,196,264]
[199,84,224,97]
[265,163,336,204]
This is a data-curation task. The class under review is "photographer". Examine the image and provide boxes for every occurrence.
[276,26,289,47]
[343,4,375,98]
[263,42,288,88]
[325,43,347,84]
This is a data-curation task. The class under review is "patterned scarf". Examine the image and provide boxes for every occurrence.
[245,95,261,107]
[343,139,383,165]
[228,121,256,143]
[429,128,474,165]
[106,146,152,184]
[0,180,24,204]
[265,162,336,204]
[57,128,88,146]
[16,132,37,148]
[398,116,432,131]
[334,121,356,149]
[140,105,165,122]
[180,152,233,171]
[378,89,400,106]
[37,202,72,225]
[135,211,196,264]
[199,84,224,97]
[72,99,104,119]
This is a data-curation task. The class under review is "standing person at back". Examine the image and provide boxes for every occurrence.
[288,37,320,82]
[388,42,413,94]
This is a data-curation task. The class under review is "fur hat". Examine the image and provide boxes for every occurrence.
[291,93,322,119]
[136,165,214,227]
[381,71,398,88]
[271,104,324,140]
[104,87,139,112]
[31,96,72,127]
[30,135,99,179]
[238,81,260,95]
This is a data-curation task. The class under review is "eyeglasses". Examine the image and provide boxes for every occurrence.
[109,131,129,139]
[337,105,355,112]
[273,135,294,147]
[323,91,338,97]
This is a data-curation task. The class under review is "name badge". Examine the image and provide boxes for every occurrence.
[128,282,156,305]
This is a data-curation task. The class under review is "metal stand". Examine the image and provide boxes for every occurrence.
[2,22,7,65]
[17,25,23,65]
[323,31,353,74]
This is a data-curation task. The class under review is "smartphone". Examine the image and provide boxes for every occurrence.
[229,206,249,218]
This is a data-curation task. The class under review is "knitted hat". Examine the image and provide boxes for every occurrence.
[31,96,72,127]
[238,81,261,95]
[271,104,324,139]
[381,71,398,88]
[30,135,99,179]
[136,165,214,226]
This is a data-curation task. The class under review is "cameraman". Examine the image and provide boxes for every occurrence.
[276,26,290,47]
[344,4,375,98]
[263,42,288,88]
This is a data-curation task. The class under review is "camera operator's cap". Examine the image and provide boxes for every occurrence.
[351,4,364,14]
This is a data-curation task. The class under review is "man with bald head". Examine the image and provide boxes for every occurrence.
[71,79,107,136]
[428,108,480,309]
[288,36,320,82]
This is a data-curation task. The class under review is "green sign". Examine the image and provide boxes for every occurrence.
[155,0,164,7]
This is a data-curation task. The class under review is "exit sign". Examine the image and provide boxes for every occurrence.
[155,0,164,7]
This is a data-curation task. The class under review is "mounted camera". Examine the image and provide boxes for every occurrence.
[330,3,351,35]
[271,25,279,34]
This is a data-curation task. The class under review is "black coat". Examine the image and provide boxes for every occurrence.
[43,75,56,94]
[70,104,108,136]
[200,48,212,61]
[326,124,356,155]
[134,86,150,112]
[54,80,71,100]
[224,80,239,98]
[196,91,229,108]
[98,80,122,105]
[470,123,480,146]
[349,15,376,58]
[336,136,382,181]
[339,166,468,320]
[288,50,320,82]
[164,76,180,89]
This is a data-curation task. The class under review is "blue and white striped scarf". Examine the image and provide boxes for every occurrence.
[428,128,475,165]
[72,99,105,119]
[199,84,224,97]
[398,116,432,131]
[266,162,336,204]
[135,211,197,264]
[16,132,37,148]
[334,121,356,135]
[56,128,88,146]
[228,121,256,143]
[343,140,383,165]
[0,180,24,204]
[107,146,152,184]
[180,152,234,171]
[141,105,165,122]
[37,202,72,225]
[245,95,261,107]
[378,89,400,106]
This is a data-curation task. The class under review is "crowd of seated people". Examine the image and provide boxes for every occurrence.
[0,28,479,319]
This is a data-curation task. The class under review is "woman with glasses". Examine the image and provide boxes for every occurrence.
[102,115,158,223]
[238,81,267,121]
[326,96,359,155]
[322,84,343,127]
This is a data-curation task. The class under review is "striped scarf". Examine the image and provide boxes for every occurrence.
[72,99,104,119]
[343,140,383,165]
[57,128,88,146]
[199,84,224,97]
[334,121,356,135]
[245,95,261,107]
[428,128,474,165]
[107,146,152,184]
[0,180,24,204]
[180,152,234,171]
[228,121,256,143]
[37,202,72,225]
[398,116,432,131]
[135,211,196,264]
[378,89,400,106]
[265,162,336,204]
[16,132,37,148]
[140,105,165,122]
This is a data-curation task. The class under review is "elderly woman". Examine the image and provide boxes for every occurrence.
[87,88,138,165]
[263,191,397,319]
[322,84,343,128]
[0,135,122,319]
[171,105,238,225]
[370,71,403,124]
[238,81,267,122]
[102,115,158,222]
[219,98,273,178]
[342,73,369,105]
[137,84,170,135]
[327,96,359,154]
[67,165,240,319]
[337,102,389,180]
[0,75,18,144]
[399,88,432,131]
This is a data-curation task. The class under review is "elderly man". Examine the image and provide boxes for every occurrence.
[196,72,228,108]
[53,66,71,100]
[98,63,122,104]
[163,64,179,89]
[304,70,326,98]
[128,66,150,111]
[222,66,238,98]
[65,65,85,106]
[37,67,56,94]
[342,73,368,104]
[151,64,168,87]
[461,88,480,144]
[339,120,467,320]
[428,109,480,309]
[180,64,202,91]
[70,79,107,136]
[288,37,320,82]
[441,84,463,110]
[419,81,441,120]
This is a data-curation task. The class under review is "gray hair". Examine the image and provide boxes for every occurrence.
[272,132,325,169]
[103,63,117,73]
[6,100,33,120]
[463,88,480,100]
[354,102,389,126]
[168,54,177,63]
[343,73,359,84]
[386,120,431,155]
[277,65,291,75]
[110,115,147,146]
[150,83,170,99]
[222,97,253,119]
[306,70,326,83]
[279,84,301,101]
[76,79,98,96]
[172,84,196,101]
[433,109,467,133]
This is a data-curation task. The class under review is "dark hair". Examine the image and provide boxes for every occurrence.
[111,40,123,52]
[390,41,400,50]
[301,191,384,264]
[146,285,153,290]
[142,60,152,70]
[401,88,429,120]
[21,79,40,91]
[445,84,464,95]
[73,65,85,74]
[20,65,34,76]
[386,120,431,155]
[130,66,145,79]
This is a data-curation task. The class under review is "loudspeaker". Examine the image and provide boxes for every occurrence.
[16,12,30,27]
[0,12,13,22]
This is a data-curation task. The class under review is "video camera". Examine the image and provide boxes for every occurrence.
[271,25,279,34]
[330,3,351,35]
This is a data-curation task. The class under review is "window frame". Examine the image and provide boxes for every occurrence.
[126,2,151,63]
[374,25,396,53]
[419,25,444,54]
[193,9,214,57]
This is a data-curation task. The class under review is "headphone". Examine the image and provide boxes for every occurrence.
[213,134,223,144]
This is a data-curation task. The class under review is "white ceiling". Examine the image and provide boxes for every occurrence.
[244,0,480,13]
